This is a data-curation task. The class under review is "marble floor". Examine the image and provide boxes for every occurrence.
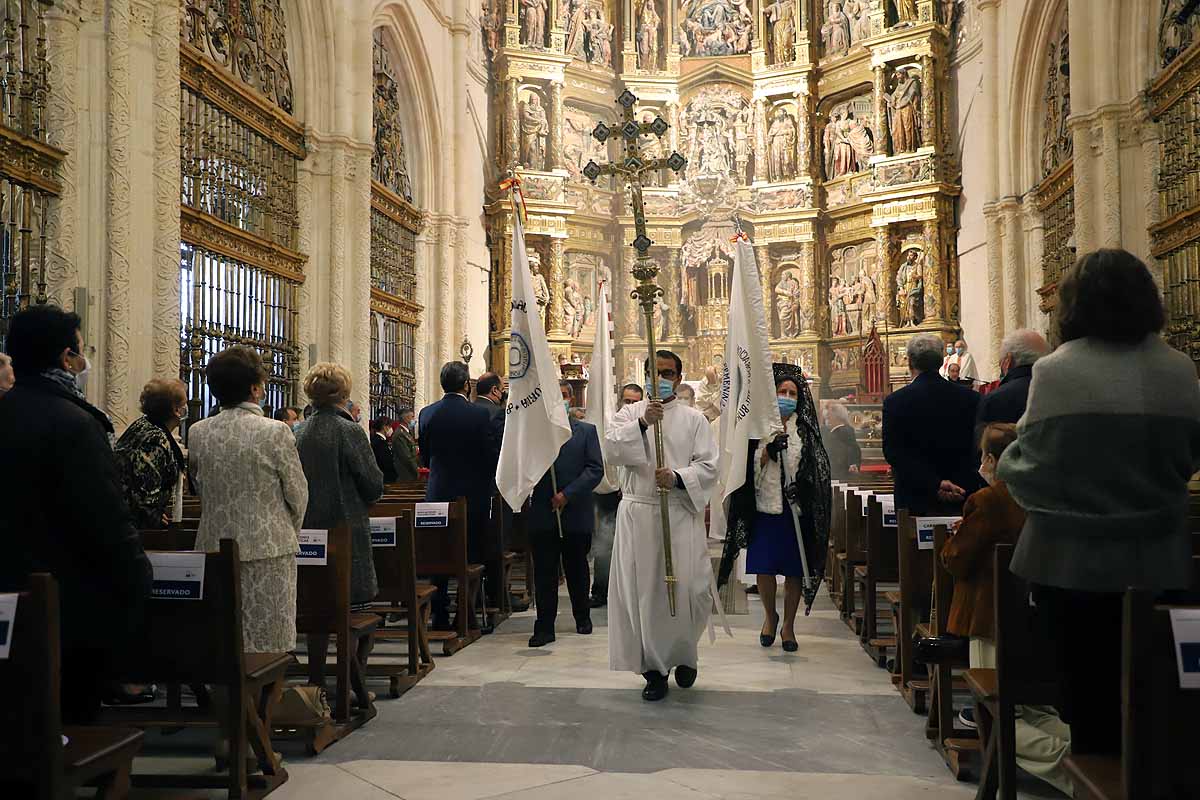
[125,583,1061,800]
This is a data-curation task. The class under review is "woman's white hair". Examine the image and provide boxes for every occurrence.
[824,400,852,428]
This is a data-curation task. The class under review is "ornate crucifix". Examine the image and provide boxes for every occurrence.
[582,88,687,615]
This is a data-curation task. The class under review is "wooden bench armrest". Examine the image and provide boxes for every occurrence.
[63,726,144,772]
[963,667,996,701]
[244,652,294,683]
[1063,754,1121,800]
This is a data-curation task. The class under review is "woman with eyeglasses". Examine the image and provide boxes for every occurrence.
[114,378,190,530]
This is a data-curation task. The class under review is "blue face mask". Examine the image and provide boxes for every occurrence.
[777,397,797,418]
[563,400,571,416]
[645,378,675,400]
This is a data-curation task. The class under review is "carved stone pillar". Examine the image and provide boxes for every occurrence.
[548,238,567,335]
[984,206,1004,359]
[920,55,935,149]
[873,65,890,158]
[548,81,563,170]
[800,241,818,335]
[755,243,772,335]
[666,250,682,338]
[667,102,680,181]
[1000,200,1024,332]
[794,91,809,178]
[922,219,943,323]
[876,226,897,328]
[506,78,520,167]
[754,99,768,182]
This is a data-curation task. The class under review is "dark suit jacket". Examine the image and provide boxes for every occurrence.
[882,371,984,514]
[526,418,604,533]
[975,364,1033,428]
[371,432,398,483]
[475,396,504,420]
[419,393,499,521]
[391,427,419,482]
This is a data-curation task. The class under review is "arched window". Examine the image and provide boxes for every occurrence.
[178,0,306,415]
[369,29,423,420]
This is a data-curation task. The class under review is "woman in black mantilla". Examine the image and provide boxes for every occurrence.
[718,363,831,651]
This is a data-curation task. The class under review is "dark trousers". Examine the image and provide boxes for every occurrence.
[1033,584,1124,756]
[530,527,591,635]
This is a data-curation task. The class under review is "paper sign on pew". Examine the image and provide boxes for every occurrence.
[370,517,397,547]
[1169,609,1200,689]
[863,492,894,515]
[297,530,328,565]
[0,593,16,660]
[915,517,961,550]
[414,502,449,528]
[148,552,205,600]
[881,498,898,528]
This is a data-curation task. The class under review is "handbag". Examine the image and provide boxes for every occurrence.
[272,684,331,728]
[912,632,970,665]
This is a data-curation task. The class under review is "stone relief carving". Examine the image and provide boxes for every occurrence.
[766,106,798,181]
[677,0,753,57]
[1041,20,1071,178]
[520,90,549,170]
[639,110,665,186]
[874,153,933,187]
[823,95,875,180]
[153,3,182,379]
[563,105,609,183]
[774,267,802,337]
[884,66,922,154]
[1160,0,1200,69]
[895,245,925,326]
[821,1,869,57]
[522,0,548,47]
[679,84,754,185]
[636,0,661,69]
[180,0,295,114]
[373,31,413,201]
[763,0,796,65]
[892,0,918,24]
[828,241,879,336]
[107,0,133,426]
[44,5,80,308]
[564,252,605,338]
[563,0,613,66]
[754,185,813,210]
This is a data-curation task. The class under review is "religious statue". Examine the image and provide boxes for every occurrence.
[775,271,802,338]
[698,117,733,175]
[821,2,851,57]
[519,93,549,170]
[896,248,925,326]
[679,0,753,56]
[586,8,614,66]
[530,251,551,326]
[884,67,922,154]
[563,279,584,338]
[763,0,796,64]
[823,109,873,180]
[521,0,547,46]
[564,0,587,57]
[829,275,851,336]
[843,0,871,43]
[893,0,918,23]
[640,112,664,186]
[637,0,661,70]
[766,108,798,182]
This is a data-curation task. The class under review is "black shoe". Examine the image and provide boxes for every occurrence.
[576,619,593,635]
[746,585,759,595]
[510,597,530,613]
[589,595,607,608]
[760,613,779,648]
[674,665,697,689]
[641,671,669,701]
[957,707,977,730]
[528,631,556,647]
[782,639,798,653]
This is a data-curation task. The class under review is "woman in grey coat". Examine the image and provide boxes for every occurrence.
[295,362,385,702]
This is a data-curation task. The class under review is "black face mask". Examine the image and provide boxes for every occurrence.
[500,392,509,405]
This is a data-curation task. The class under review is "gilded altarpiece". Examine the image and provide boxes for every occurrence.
[485,0,961,396]
[1033,10,1073,317]
[178,0,307,414]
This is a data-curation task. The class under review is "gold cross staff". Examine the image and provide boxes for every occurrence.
[582,89,687,616]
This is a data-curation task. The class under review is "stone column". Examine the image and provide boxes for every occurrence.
[794,91,809,178]
[754,99,768,182]
[1000,200,1024,332]
[1100,111,1121,248]
[665,250,681,338]
[105,0,133,427]
[922,218,943,323]
[548,238,567,335]
[876,226,896,328]
[756,243,773,335]
[548,81,563,170]
[506,77,520,168]
[43,1,81,309]
[800,240,818,335]
[873,65,890,157]
[920,55,935,149]
[152,1,181,380]
[984,206,1004,357]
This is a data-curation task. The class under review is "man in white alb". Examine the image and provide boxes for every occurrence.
[605,349,718,701]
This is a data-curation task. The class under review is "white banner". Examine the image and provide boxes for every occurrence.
[587,280,619,494]
[495,191,572,511]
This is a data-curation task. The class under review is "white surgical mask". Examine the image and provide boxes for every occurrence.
[69,351,91,393]
[979,455,996,486]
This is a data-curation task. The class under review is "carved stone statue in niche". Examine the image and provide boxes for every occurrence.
[823,105,874,180]
[733,105,753,179]
[639,112,664,186]
[519,93,549,170]
[1160,0,1200,68]
[893,0,918,23]
[896,247,925,326]
[678,0,754,57]
[843,0,871,44]
[522,0,547,46]
[766,107,798,182]
[884,67,922,154]
[774,270,802,338]
[585,7,614,66]
[529,249,551,326]
[763,0,796,64]
[821,2,851,57]
[637,0,660,69]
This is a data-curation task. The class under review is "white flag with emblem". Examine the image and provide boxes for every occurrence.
[713,235,783,533]
[586,280,618,494]
[496,192,572,511]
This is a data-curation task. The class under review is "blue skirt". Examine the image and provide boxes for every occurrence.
[745,510,806,578]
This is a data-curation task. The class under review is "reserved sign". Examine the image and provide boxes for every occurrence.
[880,499,898,528]
[414,502,449,528]
[370,517,397,547]
[0,593,16,660]
[915,517,960,550]
[1170,608,1200,689]
[297,530,328,565]
[148,552,206,600]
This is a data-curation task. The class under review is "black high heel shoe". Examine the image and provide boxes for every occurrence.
[760,614,779,647]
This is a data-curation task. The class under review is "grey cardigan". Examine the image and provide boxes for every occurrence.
[295,407,385,603]
[998,335,1200,592]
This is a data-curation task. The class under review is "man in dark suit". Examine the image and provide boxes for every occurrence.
[976,328,1049,432]
[883,333,985,515]
[474,372,505,420]
[369,418,398,483]
[527,381,604,647]
[419,361,502,629]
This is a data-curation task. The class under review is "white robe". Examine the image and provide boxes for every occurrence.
[605,398,719,674]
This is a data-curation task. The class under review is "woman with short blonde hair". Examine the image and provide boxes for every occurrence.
[303,362,352,409]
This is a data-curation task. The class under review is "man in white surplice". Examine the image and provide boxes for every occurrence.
[605,350,718,701]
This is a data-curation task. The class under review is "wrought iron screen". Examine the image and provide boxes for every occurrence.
[1036,160,1075,314]
[178,0,306,414]
[0,0,63,349]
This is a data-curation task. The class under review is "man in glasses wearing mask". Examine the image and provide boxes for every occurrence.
[604,350,719,701]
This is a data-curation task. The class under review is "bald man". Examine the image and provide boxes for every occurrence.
[977,328,1050,431]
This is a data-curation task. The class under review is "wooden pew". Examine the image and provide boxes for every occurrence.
[841,480,894,633]
[107,540,294,798]
[828,484,848,611]
[1065,585,1200,800]
[482,493,517,627]
[508,505,534,608]
[289,525,379,754]
[365,502,436,697]
[895,510,933,714]
[413,498,484,655]
[0,573,145,800]
[856,494,900,667]
[966,543,1061,800]
[927,523,979,781]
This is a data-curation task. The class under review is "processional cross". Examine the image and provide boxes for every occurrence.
[582,89,687,615]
